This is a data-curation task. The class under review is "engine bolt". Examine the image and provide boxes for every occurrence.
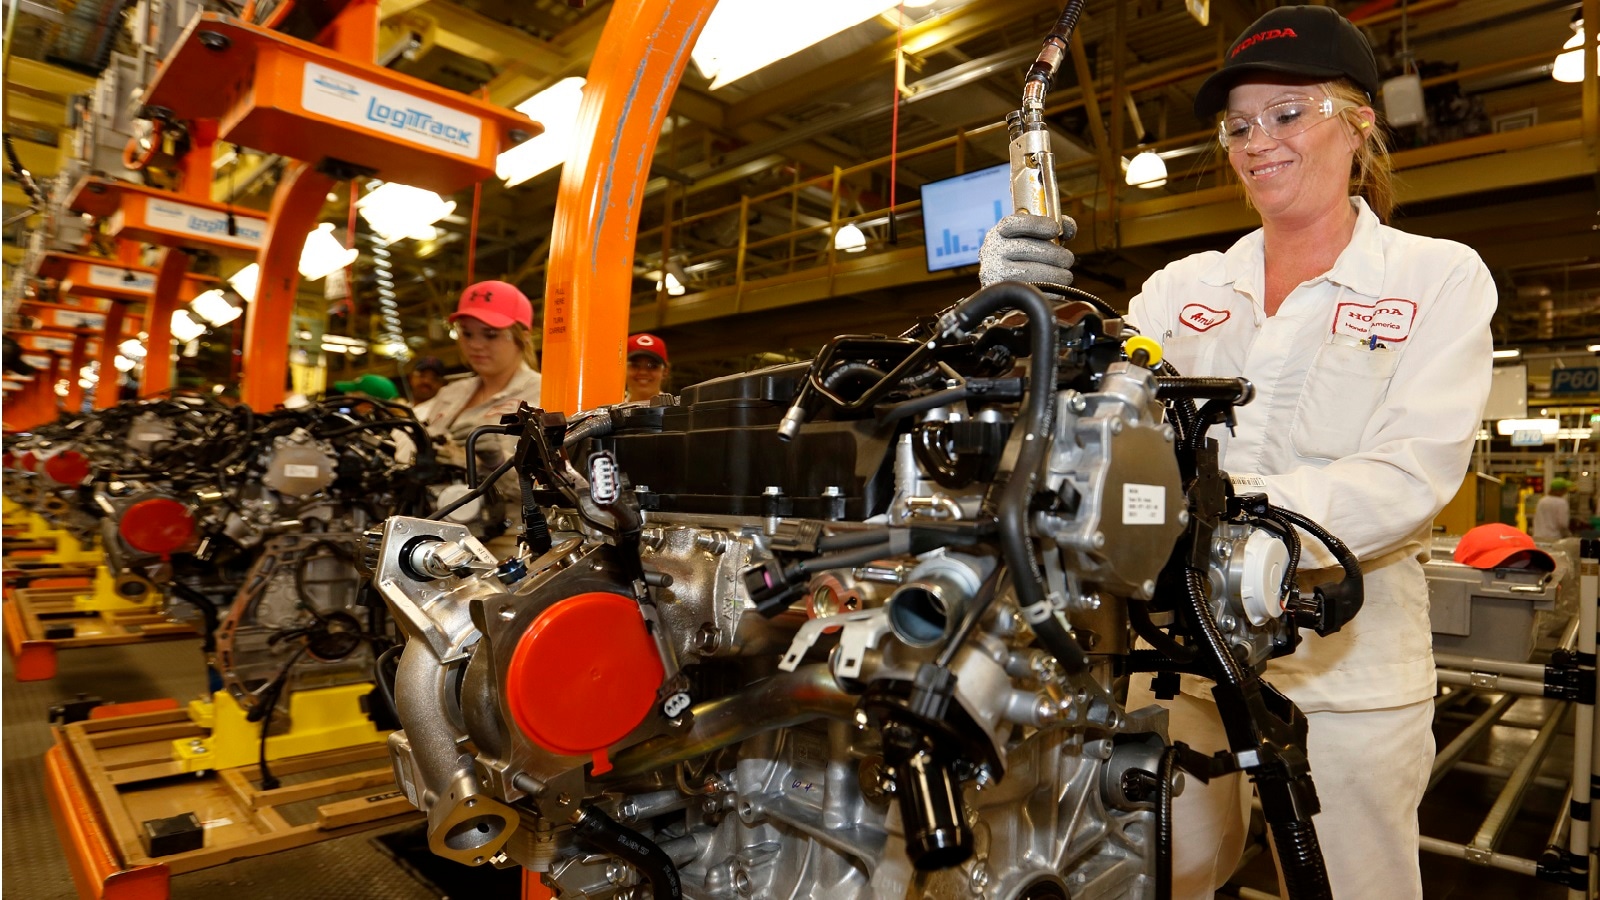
[970,864,990,890]
[1091,531,1106,550]
[1217,613,1237,632]
[606,861,628,885]
[1110,419,1124,434]
[1067,393,1087,414]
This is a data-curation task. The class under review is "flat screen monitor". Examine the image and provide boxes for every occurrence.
[921,163,1009,273]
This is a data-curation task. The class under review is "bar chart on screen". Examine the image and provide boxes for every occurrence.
[921,163,1011,273]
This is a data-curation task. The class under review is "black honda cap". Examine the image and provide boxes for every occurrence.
[1193,5,1380,120]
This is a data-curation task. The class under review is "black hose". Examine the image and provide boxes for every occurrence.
[465,424,516,487]
[1271,819,1333,900]
[943,282,1087,676]
[167,580,220,653]
[561,412,614,453]
[572,806,682,900]
[1268,506,1362,586]
[317,418,436,468]
[429,456,515,521]
[785,541,896,581]
[1155,744,1179,900]
[1184,567,1244,687]
[1024,0,1087,92]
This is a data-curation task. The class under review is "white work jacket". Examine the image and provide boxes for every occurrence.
[417,363,542,494]
[1127,198,1497,712]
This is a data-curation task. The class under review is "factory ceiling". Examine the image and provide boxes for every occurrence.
[3,0,1597,388]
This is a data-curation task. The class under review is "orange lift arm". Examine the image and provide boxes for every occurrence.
[241,162,336,410]
[541,0,717,413]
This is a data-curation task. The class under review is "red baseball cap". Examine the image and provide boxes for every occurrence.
[450,280,533,330]
[1453,523,1556,572]
[627,333,668,365]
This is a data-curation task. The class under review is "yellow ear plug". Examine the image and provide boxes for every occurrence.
[1124,335,1163,369]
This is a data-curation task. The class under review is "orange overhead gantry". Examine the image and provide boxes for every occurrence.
[541,0,717,414]
[135,3,537,409]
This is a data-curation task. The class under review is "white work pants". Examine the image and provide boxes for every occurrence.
[1126,684,1435,899]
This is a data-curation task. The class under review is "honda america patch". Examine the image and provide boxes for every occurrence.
[1332,298,1417,344]
[1179,304,1231,332]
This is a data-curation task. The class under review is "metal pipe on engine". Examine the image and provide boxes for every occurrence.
[393,644,520,865]
[602,664,856,780]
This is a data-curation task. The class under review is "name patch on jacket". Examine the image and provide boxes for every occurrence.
[1332,298,1416,343]
[1178,304,1231,332]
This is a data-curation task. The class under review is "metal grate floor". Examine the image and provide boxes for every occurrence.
[2,638,441,899]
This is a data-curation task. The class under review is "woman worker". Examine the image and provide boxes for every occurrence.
[980,7,1495,897]
[416,280,543,544]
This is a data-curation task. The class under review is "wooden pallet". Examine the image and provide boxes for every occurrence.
[46,706,418,899]
[3,584,198,681]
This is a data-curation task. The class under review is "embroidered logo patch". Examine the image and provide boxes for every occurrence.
[1332,298,1417,343]
[1179,304,1231,332]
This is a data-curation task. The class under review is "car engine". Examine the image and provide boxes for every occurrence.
[366,284,1365,900]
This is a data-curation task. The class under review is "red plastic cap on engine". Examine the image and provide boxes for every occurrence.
[504,592,666,758]
[119,498,195,556]
[43,450,90,486]
[18,451,37,472]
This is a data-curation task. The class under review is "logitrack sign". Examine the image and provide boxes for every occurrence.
[299,62,482,159]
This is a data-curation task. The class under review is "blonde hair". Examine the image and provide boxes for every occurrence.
[1323,80,1395,222]
[509,323,540,370]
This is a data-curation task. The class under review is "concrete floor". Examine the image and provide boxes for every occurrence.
[4,636,1589,898]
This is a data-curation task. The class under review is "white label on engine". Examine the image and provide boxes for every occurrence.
[282,464,321,478]
[1122,484,1165,525]
[1230,474,1267,489]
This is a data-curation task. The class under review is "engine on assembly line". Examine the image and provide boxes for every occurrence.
[366,285,1366,900]
[3,394,479,727]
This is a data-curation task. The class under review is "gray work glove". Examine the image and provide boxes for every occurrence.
[977,213,1078,291]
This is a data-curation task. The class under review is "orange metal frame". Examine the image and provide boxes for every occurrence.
[134,4,535,410]
[540,0,716,413]
[44,731,171,899]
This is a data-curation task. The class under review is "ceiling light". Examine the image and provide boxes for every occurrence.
[1496,417,1561,436]
[170,309,207,342]
[1492,349,1521,360]
[1124,150,1168,188]
[499,77,587,187]
[54,380,69,397]
[228,264,260,303]
[1589,344,1600,352]
[117,338,146,360]
[113,354,137,372]
[79,364,98,381]
[1553,19,1587,83]
[655,271,686,296]
[833,222,867,253]
[356,183,456,243]
[693,0,901,90]
[299,223,360,280]
[190,289,242,327]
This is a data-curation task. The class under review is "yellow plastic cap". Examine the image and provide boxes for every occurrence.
[1124,335,1164,368]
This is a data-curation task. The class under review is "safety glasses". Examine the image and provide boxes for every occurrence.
[1218,97,1355,151]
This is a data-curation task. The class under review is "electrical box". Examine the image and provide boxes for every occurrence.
[1382,73,1426,128]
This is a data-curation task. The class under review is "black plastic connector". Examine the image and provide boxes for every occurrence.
[48,693,104,724]
[1544,649,1596,704]
[1536,845,1589,889]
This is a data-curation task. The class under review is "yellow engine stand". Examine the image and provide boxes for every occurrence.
[172,684,388,773]
[22,512,61,541]
[1,494,23,517]
[72,566,161,613]
[44,532,102,566]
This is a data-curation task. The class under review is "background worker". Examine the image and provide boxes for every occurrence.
[979,7,1495,898]
[407,356,447,413]
[625,333,669,404]
[414,281,542,544]
[1532,477,1574,540]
